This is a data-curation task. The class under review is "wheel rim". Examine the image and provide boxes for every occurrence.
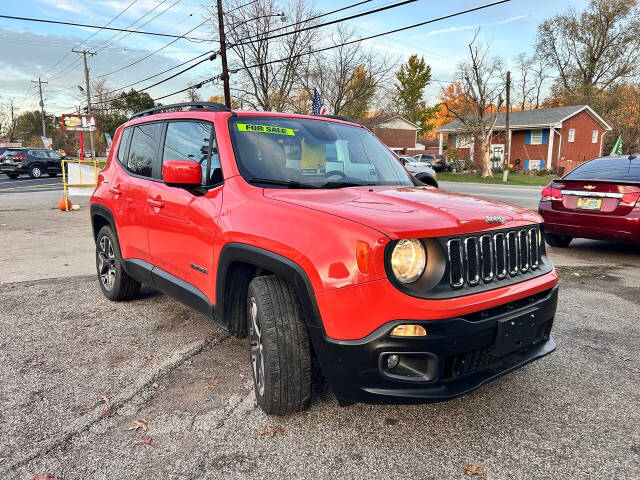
[97,236,116,291]
[32,167,41,177]
[249,296,265,396]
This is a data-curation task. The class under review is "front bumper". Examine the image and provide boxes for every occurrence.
[310,286,558,405]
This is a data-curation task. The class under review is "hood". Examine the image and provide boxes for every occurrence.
[264,185,541,239]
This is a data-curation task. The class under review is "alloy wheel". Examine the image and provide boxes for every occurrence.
[249,296,265,396]
[98,236,116,291]
[31,166,41,178]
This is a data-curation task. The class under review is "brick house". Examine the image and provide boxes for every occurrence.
[358,114,419,154]
[436,105,612,175]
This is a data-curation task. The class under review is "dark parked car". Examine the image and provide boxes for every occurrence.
[413,153,452,172]
[0,148,63,179]
[538,155,640,246]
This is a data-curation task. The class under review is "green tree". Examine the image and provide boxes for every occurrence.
[395,55,432,122]
[111,89,155,116]
[340,65,376,118]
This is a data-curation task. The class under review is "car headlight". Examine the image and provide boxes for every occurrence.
[391,239,426,283]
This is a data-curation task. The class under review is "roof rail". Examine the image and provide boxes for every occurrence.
[322,114,358,124]
[129,101,231,120]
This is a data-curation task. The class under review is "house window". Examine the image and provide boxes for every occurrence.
[530,129,543,145]
[592,130,598,143]
[568,129,576,143]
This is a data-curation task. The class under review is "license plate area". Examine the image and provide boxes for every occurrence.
[577,197,602,210]
[492,308,545,357]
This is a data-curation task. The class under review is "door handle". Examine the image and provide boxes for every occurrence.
[147,198,165,209]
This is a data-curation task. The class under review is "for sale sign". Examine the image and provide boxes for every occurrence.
[61,114,97,132]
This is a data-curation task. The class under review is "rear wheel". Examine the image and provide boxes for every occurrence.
[95,225,141,300]
[5,173,18,179]
[29,165,42,179]
[545,233,572,248]
[248,275,311,415]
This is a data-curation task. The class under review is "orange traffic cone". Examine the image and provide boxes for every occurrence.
[59,196,72,211]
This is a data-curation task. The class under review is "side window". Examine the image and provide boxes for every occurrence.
[568,129,576,143]
[592,130,598,143]
[117,127,132,164]
[162,121,222,186]
[127,123,161,177]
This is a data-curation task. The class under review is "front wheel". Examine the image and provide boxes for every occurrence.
[545,233,572,248]
[95,225,141,300]
[248,275,311,415]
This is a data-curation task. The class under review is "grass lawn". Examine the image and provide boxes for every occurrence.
[437,172,557,187]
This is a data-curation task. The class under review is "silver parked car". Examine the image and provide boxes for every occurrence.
[398,155,438,187]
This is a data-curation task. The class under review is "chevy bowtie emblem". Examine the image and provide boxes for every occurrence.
[485,216,506,224]
[584,185,596,190]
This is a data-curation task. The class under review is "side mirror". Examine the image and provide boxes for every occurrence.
[163,160,201,186]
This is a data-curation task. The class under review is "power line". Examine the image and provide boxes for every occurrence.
[235,0,511,72]
[0,14,209,41]
[228,0,419,48]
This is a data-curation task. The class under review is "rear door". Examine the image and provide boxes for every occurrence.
[147,119,223,302]
[111,122,162,263]
[554,157,640,215]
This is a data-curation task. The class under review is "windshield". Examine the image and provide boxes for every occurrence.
[229,116,413,189]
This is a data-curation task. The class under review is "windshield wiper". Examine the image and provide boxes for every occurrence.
[247,177,319,189]
[319,181,374,189]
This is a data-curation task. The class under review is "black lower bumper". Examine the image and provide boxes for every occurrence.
[309,286,558,405]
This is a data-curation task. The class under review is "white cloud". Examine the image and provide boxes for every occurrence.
[416,14,533,38]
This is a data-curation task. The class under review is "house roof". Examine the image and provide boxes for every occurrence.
[357,114,419,130]
[437,105,612,133]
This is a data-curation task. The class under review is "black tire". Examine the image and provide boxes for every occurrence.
[95,225,141,301]
[48,172,58,177]
[545,233,573,248]
[247,275,311,415]
[5,173,18,179]
[416,173,438,188]
[29,164,43,179]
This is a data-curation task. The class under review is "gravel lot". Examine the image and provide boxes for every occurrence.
[0,208,639,480]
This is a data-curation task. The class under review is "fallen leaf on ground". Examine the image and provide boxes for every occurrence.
[99,395,109,404]
[101,409,114,418]
[127,419,149,432]
[138,435,154,446]
[143,353,152,361]
[258,426,284,437]
[205,376,220,389]
[130,344,139,350]
[463,462,487,478]
[152,382,159,389]
[30,475,59,480]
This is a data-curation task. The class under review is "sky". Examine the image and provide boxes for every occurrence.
[0,0,589,116]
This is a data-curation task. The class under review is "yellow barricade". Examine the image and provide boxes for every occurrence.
[61,159,99,210]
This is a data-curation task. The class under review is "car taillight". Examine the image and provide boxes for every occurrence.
[541,186,562,201]
[15,154,26,160]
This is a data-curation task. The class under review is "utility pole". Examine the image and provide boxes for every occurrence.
[216,0,231,108]
[31,77,48,137]
[73,49,96,157]
[504,70,511,171]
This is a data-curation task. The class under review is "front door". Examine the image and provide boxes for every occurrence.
[147,120,223,303]
[491,144,504,170]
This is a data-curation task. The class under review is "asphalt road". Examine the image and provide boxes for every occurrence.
[0,175,62,194]
[0,206,639,479]
[439,181,543,210]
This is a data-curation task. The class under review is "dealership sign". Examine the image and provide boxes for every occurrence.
[61,114,97,132]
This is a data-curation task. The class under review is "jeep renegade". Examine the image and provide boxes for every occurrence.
[90,102,558,414]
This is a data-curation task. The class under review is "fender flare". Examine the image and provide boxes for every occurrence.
[90,203,117,242]
[215,243,323,330]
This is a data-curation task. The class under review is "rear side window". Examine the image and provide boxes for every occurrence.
[117,127,132,164]
[127,123,162,177]
[564,157,640,182]
[162,121,222,185]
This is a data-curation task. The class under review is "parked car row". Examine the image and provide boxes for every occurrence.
[398,155,438,187]
[0,148,63,179]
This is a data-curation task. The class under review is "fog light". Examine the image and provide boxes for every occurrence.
[387,354,400,370]
[390,324,427,337]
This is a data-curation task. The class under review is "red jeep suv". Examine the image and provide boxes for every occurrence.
[90,102,558,414]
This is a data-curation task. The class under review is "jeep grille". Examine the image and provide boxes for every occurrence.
[447,226,541,289]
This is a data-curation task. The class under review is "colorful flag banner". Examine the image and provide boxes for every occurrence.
[610,135,622,155]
